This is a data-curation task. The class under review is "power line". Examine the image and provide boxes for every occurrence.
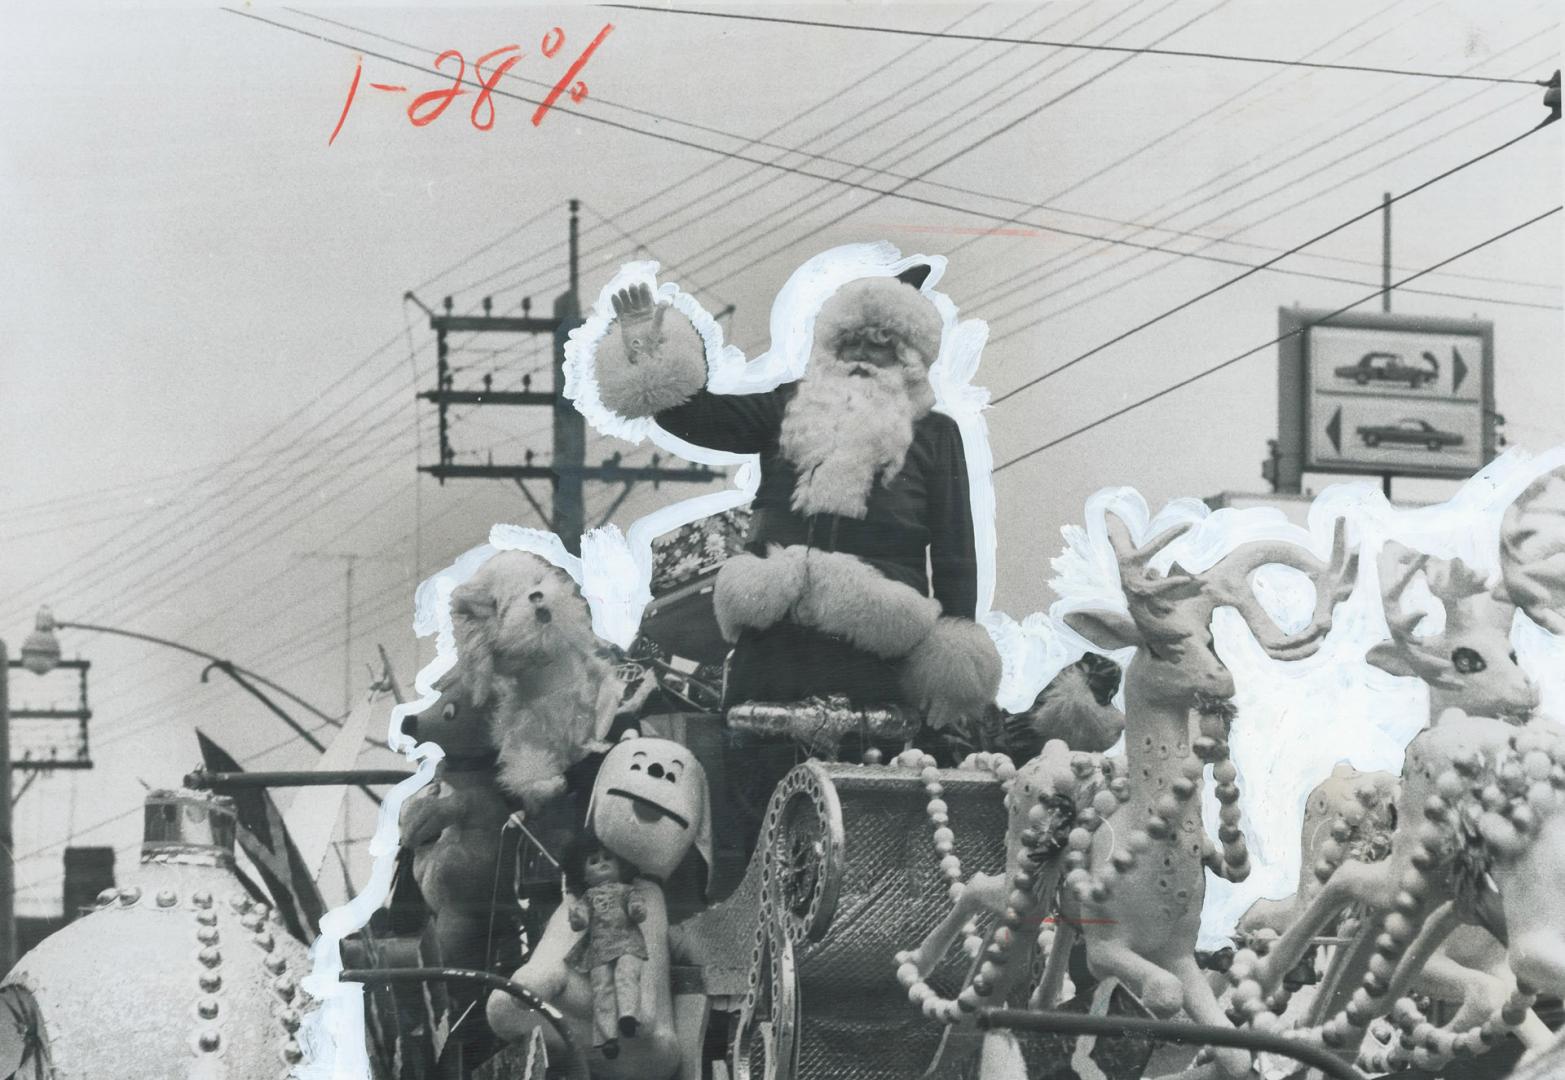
[221,3,1213,289]
[408,202,561,296]
[991,116,1555,407]
[605,4,1546,86]
[71,387,645,738]
[308,0,1006,306]
[0,330,420,627]
[993,204,1562,474]
[646,0,1169,285]
[905,0,1417,281]
[3,197,558,627]
[49,329,618,730]
[980,71,1554,347]
[685,0,1220,284]
[438,2,1064,305]
[971,32,1552,359]
[258,2,1557,351]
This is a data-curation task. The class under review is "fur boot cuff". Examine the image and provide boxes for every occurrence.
[899,617,1002,731]
[713,546,940,659]
[595,303,709,419]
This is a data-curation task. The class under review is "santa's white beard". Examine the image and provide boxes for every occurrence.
[778,354,932,519]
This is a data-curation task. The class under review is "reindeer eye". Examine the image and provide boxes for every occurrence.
[1451,647,1487,674]
[1509,651,1519,665]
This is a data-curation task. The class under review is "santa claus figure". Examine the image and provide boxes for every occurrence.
[588,265,1000,735]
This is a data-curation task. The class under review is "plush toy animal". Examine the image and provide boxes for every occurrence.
[443,550,624,811]
[1002,651,1125,760]
[398,679,512,973]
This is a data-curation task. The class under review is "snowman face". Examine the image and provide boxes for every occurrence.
[589,737,709,882]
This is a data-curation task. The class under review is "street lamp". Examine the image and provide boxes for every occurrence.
[2,606,411,973]
[18,608,61,677]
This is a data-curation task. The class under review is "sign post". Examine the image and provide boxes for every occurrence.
[1275,308,1495,493]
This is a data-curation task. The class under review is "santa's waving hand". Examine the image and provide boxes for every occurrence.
[589,268,1000,739]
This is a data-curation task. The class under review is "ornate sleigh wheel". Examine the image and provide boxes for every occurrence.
[732,919,799,1080]
[771,764,846,944]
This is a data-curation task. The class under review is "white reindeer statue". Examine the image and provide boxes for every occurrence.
[897,502,1357,1080]
[1229,466,1565,1072]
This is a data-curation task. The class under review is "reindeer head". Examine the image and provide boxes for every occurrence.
[1367,543,1535,722]
[1064,511,1357,711]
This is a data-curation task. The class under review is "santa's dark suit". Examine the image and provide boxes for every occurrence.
[656,383,978,709]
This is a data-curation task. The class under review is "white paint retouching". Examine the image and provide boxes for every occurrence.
[296,243,1565,1072]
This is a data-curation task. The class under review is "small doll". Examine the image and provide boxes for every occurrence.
[563,839,648,1059]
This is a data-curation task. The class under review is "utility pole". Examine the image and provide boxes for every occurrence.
[1381,191,1392,313]
[1,640,15,973]
[413,201,720,555]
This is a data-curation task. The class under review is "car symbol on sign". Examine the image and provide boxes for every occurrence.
[1333,351,1438,388]
[1355,417,1464,451]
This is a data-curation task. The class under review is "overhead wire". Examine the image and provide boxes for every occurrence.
[250,4,1558,332]
[685,0,1223,284]
[991,205,1562,474]
[583,0,1119,294]
[983,77,1555,346]
[0,329,417,621]
[605,5,1547,86]
[974,33,1553,357]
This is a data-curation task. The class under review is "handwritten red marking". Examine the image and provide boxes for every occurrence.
[329,27,613,144]
[328,57,363,146]
[408,50,468,127]
[532,23,613,127]
[472,45,523,131]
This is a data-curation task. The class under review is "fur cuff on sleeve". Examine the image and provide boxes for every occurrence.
[713,547,807,644]
[899,617,1001,731]
[594,303,710,419]
[713,547,941,659]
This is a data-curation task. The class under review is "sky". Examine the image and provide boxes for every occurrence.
[1,0,1561,914]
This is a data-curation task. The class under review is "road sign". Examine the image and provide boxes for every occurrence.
[1275,308,1494,488]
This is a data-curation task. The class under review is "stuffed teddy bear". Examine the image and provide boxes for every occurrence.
[443,549,626,812]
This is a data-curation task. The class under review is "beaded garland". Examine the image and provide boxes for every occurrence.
[889,746,1113,1024]
[884,727,1262,1027]
[1225,723,1565,1067]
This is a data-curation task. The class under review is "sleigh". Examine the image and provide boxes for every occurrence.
[353,693,1175,1080]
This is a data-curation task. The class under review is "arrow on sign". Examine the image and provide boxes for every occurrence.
[1452,347,1469,393]
[1327,406,1343,454]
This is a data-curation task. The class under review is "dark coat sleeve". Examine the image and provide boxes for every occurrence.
[928,417,980,620]
[655,387,785,455]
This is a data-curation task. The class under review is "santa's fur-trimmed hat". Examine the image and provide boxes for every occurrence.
[812,270,944,367]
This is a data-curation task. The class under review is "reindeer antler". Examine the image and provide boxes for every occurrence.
[1371,544,1461,687]
[1501,466,1565,635]
[1103,512,1204,627]
[1200,518,1358,661]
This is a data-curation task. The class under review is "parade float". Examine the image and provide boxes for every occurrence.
[6,250,1563,1080]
